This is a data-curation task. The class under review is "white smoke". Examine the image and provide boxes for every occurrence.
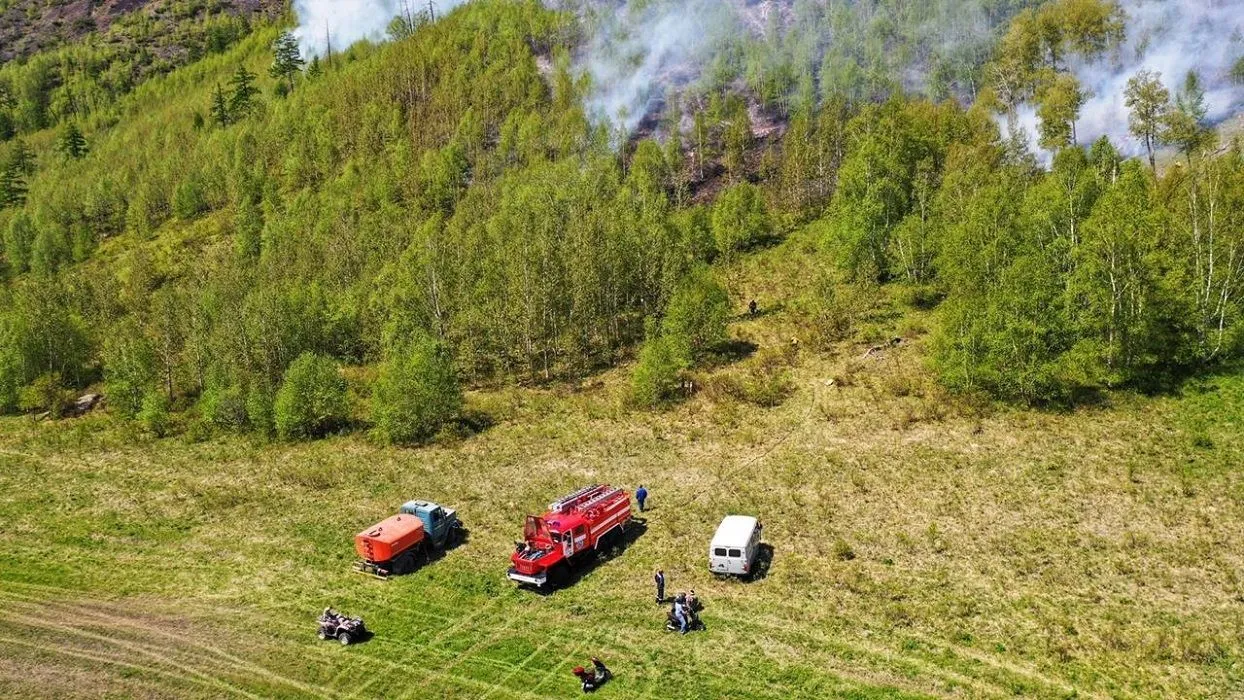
[1006,0,1244,157]
[291,0,471,57]
[291,0,741,135]
[577,0,734,135]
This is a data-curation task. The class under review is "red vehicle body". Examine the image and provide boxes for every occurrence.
[507,484,632,588]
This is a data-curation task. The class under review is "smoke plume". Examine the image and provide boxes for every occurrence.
[1017,0,1244,156]
[291,0,470,57]
[575,0,734,134]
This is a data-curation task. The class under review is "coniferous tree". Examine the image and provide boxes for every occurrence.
[210,83,230,127]
[269,32,305,93]
[0,142,30,208]
[56,122,87,160]
[1163,71,1214,160]
[228,65,259,117]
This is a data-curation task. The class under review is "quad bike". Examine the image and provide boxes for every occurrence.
[317,608,367,645]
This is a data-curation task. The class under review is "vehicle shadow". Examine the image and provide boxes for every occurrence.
[746,543,774,582]
[424,526,471,565]
[714,544,774,583]
[536,517,649,595]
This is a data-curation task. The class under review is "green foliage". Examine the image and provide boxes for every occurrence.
[3,211,34,273]
[172,176,207,220]
[211,83,230,127]
[56,123,88,160]
[630,330,690,408]
[138,390,172,437]
[273,352,348,440]
[660,267,730,359]
[712,182,771,258]
[0,2,263,139]
[1124,69,1170,171]
[0,280,91,410]
[17,371,72,415]
[228,64,259,118]
[370,334,462,445]
[269,32,305,92]
[103,326,157,418]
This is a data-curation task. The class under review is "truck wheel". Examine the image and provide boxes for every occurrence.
[392,550,415,576]
[548,562,569,588]
[338,632,352,646]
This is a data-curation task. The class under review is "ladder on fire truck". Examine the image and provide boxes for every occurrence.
[549,484,611,514]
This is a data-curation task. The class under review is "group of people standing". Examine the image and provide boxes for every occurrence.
[655,570,704,634]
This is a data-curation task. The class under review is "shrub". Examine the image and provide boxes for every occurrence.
[631,332,691,408]
[138,390,171,437]
[832,537,856,561]
[246,383,276,437]
[102,328,156,418]
[661,267,730,359]
[371,335,462,445]
[0,343,21,413]
[172,177,207,220]
[274,352,348,440]
[199,379,247,429]
[18,372,73,415]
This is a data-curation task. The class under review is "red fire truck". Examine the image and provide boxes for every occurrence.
[507,484,633,588]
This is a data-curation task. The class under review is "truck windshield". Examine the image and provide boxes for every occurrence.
[523,516,551,543]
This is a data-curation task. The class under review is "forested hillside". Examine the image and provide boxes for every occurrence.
[2,2,1244,698]
[0,0,1241,438]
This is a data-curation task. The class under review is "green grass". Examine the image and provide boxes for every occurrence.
[1,238,1243,698]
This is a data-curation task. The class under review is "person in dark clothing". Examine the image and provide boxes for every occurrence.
[572,658,611,692]
[654,569,665,604]
[748,299,758,316]
[635,485,648,511]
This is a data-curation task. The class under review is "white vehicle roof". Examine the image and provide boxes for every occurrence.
[711,515,759,549]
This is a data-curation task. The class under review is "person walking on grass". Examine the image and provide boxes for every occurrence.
[635,484,648,511]
[654,569,665,604]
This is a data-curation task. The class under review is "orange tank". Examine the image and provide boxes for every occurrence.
[354,514,425,564]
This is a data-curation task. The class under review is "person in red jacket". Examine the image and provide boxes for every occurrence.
[572,657,611,692]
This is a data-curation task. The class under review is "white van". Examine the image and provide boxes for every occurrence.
[709,515,762,577]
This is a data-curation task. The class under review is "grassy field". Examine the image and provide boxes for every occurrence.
[2,236,1243,699]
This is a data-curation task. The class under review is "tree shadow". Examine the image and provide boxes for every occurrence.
[702,340,757,369]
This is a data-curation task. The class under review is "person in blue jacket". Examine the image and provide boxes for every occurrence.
[635,485,648,511]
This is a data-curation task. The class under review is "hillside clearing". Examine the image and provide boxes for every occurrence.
[2,247,1241,697]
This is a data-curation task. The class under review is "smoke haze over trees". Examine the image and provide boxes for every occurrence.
[0,0,1243,438]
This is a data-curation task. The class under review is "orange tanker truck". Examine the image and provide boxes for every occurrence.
[354,500,462,578]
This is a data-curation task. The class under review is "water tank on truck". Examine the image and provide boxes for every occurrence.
[354,499,462,578]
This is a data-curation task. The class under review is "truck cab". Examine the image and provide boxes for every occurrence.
[709,515,763,578]
[400,500,461,548]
